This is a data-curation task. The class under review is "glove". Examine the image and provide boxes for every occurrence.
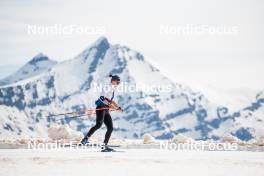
[117,107,123,112]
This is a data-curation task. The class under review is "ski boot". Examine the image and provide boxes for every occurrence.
[80,137,90,145]
[101,144,115,152]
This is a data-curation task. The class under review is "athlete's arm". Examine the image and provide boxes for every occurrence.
[109,100,123,112]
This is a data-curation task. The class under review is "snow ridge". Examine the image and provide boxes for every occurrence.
[0,53,57,87]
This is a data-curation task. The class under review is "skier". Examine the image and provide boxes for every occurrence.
[81,74,123,152]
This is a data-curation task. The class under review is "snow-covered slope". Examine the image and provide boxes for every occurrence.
[0,37,263,141]
[0,53,57,86]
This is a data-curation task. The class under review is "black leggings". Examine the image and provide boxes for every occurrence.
[85,108,113,144]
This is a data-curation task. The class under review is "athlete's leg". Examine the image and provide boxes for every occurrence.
[84,109,105,139]
[103,111,113,144]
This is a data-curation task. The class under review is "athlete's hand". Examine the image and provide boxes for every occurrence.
[117,107,123,112]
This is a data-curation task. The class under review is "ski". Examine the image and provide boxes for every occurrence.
[63,143,121,148]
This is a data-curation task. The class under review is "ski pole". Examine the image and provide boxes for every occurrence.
[54,109,116,121]
[48,107,111,117]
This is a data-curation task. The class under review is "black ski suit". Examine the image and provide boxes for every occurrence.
[85,107,113,144]
[85,84,116,145]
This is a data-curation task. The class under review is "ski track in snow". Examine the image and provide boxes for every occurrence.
[0,149,263,176]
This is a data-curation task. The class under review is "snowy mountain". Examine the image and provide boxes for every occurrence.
[0,37,263,141]
[0,53,57,86]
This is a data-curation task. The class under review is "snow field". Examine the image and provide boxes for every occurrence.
[0,149,263,176]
